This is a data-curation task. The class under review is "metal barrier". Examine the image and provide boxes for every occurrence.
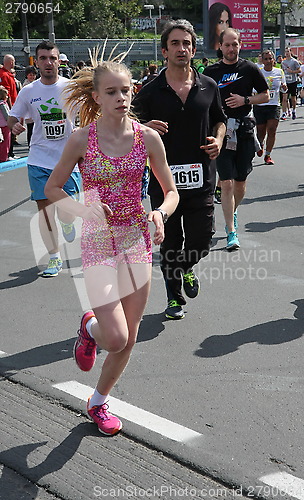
[0,38,205,68]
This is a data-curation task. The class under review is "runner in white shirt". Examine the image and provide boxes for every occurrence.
[8,41,81,277]
[253,49,287,165]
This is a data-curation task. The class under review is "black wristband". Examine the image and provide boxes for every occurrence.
[155,208,168,223]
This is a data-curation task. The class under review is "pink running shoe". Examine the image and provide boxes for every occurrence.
[87,397,122,436]
[74,311,97,371]
[264,155,274,165]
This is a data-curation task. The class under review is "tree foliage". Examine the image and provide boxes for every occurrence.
[0,0,143,39]
[2,0,304,41]
[0,0,18,37]
[264,0,304,24]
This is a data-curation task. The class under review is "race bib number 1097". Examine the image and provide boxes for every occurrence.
[41,118,66,140]
[170,163,203,189]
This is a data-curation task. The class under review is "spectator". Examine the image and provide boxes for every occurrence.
[197,57,209,74]
[12,68,22,94]
[141,67,149,85]
[0,54,17,107]
[142,64,158,86]
[23,65,38,86]
[256,53,263,70]
[0,55,19,158]
[58,53,72,79]
[0,86,11,162]
[22,66,38,146]
[76,60,86,71]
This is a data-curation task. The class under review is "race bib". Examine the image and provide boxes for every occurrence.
[269,90,275,99]
[285,74,293,83]
[41,118,67,140]
[170,163,203,189]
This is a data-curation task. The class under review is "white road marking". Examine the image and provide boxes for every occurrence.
[0,240,20,247]
[259,471,304,500]
[0,350,8,357]
[53,380,202,444]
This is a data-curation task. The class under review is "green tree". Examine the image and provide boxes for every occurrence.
[264,0,304,24]
[3,0,143,40]
[55,0,87,38]
[56,0,142,38]
[161,0,202,19]
[0,0,18,38]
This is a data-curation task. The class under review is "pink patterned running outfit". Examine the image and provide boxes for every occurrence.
[79,120,152,270]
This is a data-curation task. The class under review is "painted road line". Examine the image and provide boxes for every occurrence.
[53,380,202,444]
[0,197,31,217]
[259,472,304,500]
[0,156,28,172]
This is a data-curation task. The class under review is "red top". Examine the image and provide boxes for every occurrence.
[0,68,17,106]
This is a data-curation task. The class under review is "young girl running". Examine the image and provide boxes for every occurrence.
[45,60,179,436]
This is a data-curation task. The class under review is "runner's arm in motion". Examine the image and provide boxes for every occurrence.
[201,121,226,160]
[225,89,269,108]
[7,116,26,135]
[141,125,179,245]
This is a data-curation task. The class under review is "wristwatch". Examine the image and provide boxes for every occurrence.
[155,208,168,223]
[244,96,250,105]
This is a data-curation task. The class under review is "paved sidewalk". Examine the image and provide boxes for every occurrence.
[0,377,246,500]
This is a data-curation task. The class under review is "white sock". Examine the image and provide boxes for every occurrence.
[89,389,108,408]
[49,252,60,260]
[86,317,97,338]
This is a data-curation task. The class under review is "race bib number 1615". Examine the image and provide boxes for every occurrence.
[170,163,203,189]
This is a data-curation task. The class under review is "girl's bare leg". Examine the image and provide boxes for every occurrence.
[84,262,151,395]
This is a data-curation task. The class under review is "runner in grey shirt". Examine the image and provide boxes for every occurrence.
[281,47,300,119]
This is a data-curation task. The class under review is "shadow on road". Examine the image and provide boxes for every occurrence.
[0,422,98,499]
[242,189,304,206]
[245,215,304,233]
[0,338,75,374]
[0,266,40,289]
[0,313,165,375]
[194,299,304,358]
[137,313,165,342]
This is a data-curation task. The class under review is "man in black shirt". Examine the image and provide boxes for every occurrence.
[204,28,269,251]
[133,19,226,319]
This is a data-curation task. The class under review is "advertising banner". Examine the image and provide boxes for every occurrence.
[206,0,263,52]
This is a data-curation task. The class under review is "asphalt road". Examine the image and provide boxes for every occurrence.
[0,109,304,500]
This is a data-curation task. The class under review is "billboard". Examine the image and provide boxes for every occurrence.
[204,0,263,53]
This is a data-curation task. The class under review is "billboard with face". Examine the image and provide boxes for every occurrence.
[206,0,263,52]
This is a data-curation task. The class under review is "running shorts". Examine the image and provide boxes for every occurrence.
[28,164,81,201]
[286,81,297,97]
[253,105,280,124]
[216,134,255,182]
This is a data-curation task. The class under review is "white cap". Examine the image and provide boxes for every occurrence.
[59,53,68,62]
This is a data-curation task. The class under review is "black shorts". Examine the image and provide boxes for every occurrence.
[253,105,280,124]
[216,134,255,182]
[287,81,298,97]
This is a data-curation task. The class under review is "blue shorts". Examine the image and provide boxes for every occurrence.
[28,164,81,201]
